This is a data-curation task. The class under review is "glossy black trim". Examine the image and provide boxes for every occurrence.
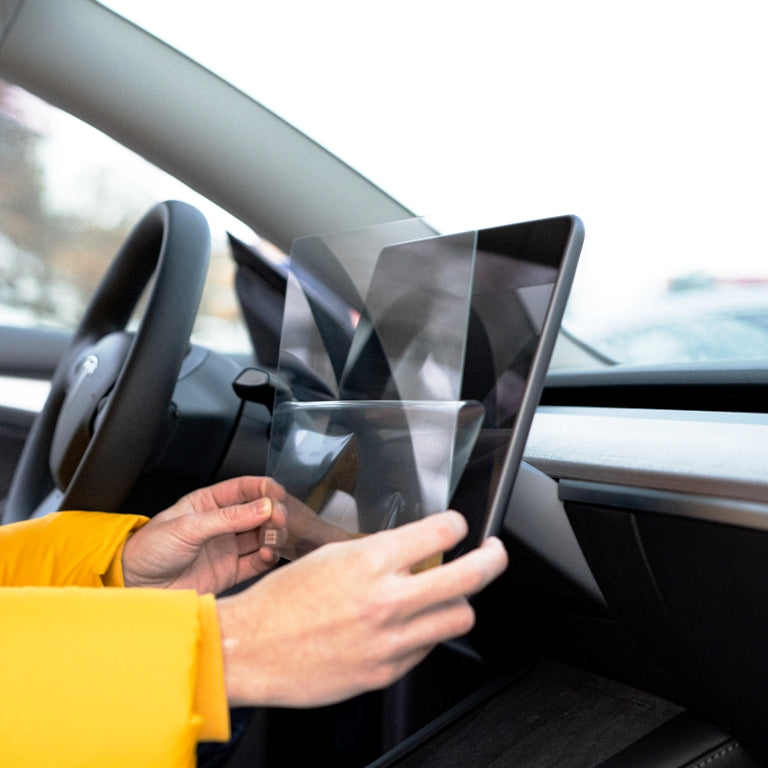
[543,362,768,413]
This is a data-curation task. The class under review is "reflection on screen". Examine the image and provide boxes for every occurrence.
[266,215,579,560]
[451,220,564,554]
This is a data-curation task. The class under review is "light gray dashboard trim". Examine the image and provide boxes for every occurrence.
[524,406,768,505]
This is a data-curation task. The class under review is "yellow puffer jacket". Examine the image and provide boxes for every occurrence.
[0,512,229,768]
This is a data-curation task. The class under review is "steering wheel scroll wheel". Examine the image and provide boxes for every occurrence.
[3,200,210,523]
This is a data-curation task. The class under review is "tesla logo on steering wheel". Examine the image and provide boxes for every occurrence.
[81,355,99,377]
[71,354,99,394]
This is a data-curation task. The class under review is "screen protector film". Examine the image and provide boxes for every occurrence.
[264,218,479,559]
[265,400,484,560]
[261,214,584,563]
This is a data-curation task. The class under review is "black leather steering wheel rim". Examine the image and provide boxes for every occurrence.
[3,201,210,522]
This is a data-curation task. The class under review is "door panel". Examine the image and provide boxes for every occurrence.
[0,326,63,503]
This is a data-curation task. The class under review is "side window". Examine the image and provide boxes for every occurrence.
[0,79,253,353]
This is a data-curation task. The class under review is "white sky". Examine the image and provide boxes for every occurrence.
[74,2,768,323]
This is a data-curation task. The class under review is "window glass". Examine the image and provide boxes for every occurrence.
[0,80,255,354]
[99,0,768,368]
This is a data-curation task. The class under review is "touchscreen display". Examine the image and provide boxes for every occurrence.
[264,215,583,560]
[449,216,582,556]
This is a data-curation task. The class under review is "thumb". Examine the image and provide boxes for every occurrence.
[183,497,274,544]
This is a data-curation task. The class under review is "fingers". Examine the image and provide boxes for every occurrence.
[393,597,477,658]
[369,531,507,654]
[234,543,282,582]
[350,520,506,652]
[176,475,287,538]
[371,511,469,572]
[352,513,507,614]
[203,476,287,509]
[370,538,508,669]
[182,496,287,551]
[408,535,509,604]
[233,501,288,574]
[235,529,261,557]
[232,501,286,557]
[399,538,507,640]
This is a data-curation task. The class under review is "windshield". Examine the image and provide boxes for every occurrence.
[99,0,768,368]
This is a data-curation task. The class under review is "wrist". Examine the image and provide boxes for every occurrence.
[104,519,149,587]
[216,595,252,708]
[119,533,142,588]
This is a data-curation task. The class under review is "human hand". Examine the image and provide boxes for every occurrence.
[266,492,357,561]
[216,510,508,708]
[122,476,287,594]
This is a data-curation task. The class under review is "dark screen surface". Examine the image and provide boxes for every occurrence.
[450,215,583,555]
[269,215,584,558]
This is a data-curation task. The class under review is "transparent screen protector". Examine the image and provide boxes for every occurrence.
[265,218,480,559]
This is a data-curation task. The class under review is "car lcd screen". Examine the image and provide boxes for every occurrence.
[263,215,583,560]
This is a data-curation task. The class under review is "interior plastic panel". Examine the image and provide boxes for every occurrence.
[522,403,768,763]
[560,479,768,533]
[504,462,605,606]
[525,406,768,503]
[564,493,768,764]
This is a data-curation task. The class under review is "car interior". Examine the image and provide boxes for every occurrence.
[2,2,768,767]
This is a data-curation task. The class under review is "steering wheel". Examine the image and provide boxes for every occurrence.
[3,201,210,523]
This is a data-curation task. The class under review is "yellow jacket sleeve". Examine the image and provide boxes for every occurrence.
[0,513,230,766]
[0,511,147,587]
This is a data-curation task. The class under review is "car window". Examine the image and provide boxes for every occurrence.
[98,0,768,370]
[0,79,258,354]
